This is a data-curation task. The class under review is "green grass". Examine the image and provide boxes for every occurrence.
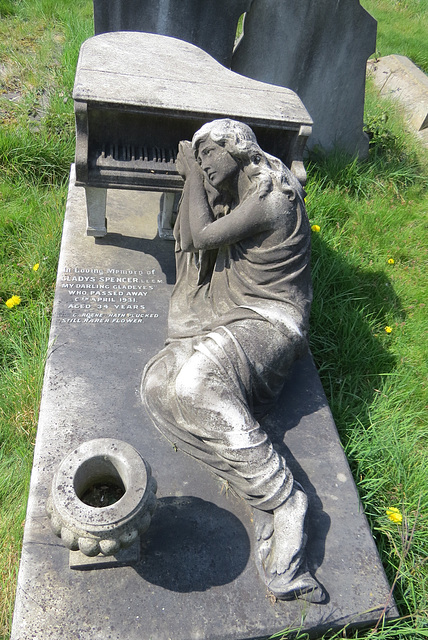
[0,180,67,634]
[0,1,93,636]
[304,161,428,637]
[301,78,428,636]
[361,0,428,73]
[1,1,427,639]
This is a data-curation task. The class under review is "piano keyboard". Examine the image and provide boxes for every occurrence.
[95,143,178,172]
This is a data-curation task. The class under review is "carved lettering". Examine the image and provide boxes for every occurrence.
[59,265,164,325]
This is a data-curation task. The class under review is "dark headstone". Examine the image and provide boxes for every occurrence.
[232,0,377,157]
[93,0,251,68]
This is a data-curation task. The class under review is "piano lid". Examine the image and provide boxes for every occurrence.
[73,32,313,130]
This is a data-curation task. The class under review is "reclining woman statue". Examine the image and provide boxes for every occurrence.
[142,118,325,602]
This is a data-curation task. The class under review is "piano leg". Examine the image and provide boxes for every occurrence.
[85,186,107,237]
[158,192,180,240]
[289,124,312,187]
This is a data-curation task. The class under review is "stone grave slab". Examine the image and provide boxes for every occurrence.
[367,55,428,147]
[11,166,398,640]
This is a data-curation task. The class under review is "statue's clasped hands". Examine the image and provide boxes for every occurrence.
[176,140,200,179]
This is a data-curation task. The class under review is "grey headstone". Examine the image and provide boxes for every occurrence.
[367,55,428,147]
[10,167,397,639]
[93,0,251,67]
[232,0,377,157]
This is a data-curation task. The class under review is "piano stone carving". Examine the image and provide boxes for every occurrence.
[73,31,312,237]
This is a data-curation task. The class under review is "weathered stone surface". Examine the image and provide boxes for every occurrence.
[73,32,312,129]
[367,55,428,147]
[232,0,377,157]
[11,168,397,640]
[93,0,251,68]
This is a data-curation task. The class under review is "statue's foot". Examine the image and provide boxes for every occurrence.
[253,482,327,604]
[252,508,274,568]
[264,482,308,576]
[268,570,326,603]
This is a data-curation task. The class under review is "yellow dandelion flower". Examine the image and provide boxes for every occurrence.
[386,507,403,524]
[33,263,40,271]
[387,258,395,265]
[5,295,21,309]
[311,224,321,233]
[385,326,393,334]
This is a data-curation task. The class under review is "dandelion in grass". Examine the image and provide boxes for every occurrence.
[385,326,393,334]
[5,295,21,309]
[386,507,403,524]
[33,263,40,271]
[311,224,321,233]
[387,258,395,265]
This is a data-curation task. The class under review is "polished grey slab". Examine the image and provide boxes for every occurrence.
[11,167,397,640]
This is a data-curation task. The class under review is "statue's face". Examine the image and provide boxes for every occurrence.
[197,139,239,189]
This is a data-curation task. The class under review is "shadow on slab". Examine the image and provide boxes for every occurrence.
[96,233,176,284]
[136,496,250,592]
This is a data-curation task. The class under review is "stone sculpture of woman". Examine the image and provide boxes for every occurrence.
[142,119,325,602]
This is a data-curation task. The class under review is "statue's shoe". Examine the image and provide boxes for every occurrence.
[268,570,327,603]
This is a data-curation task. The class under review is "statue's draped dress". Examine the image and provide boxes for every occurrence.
[142,177,312,513]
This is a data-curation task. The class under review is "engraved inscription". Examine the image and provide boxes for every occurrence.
[59,267,164,323]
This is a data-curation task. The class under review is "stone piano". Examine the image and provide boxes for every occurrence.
[73,31,313,237]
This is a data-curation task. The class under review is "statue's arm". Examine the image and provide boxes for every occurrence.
[187,169,289,250]
[175,180,196,252]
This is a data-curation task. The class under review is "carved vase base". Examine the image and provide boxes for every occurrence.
[69,539,140,569]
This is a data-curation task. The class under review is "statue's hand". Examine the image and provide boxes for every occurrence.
[176,140,198,179]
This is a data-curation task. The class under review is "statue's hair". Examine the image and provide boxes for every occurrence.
[192,119,305,204]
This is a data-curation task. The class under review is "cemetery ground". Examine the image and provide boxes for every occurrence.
[0,0,427,638]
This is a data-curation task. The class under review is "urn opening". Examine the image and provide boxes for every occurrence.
[74,455,126,508]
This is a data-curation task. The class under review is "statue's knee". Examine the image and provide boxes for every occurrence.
[142,358,170,413]
[175,356,206,409]
[142,363,159,396]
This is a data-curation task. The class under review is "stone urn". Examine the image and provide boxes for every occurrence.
[46,438,157,557]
